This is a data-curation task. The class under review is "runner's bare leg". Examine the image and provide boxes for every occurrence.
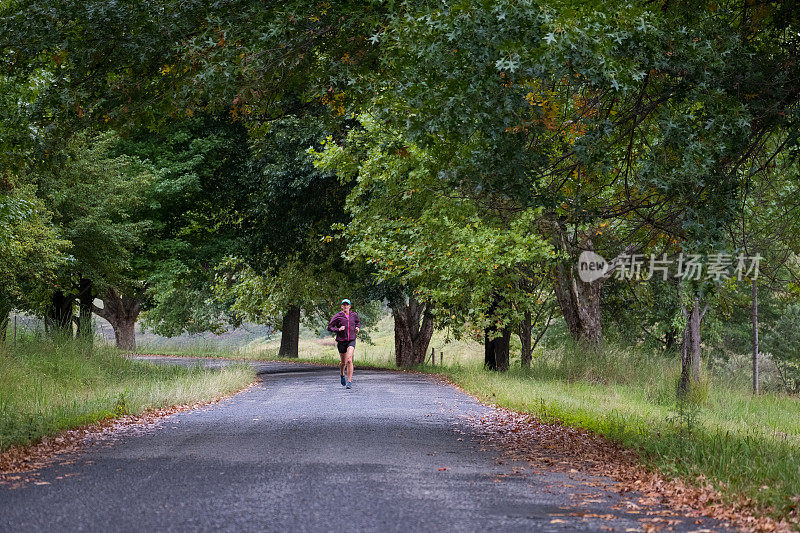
[339,352,346,377]
[345,345,355,382]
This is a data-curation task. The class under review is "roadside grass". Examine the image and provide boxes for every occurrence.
[0,335,254,453]
[163,342,800,520]
[434,363,800,520]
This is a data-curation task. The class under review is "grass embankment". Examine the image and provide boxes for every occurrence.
[0,337,254,453]
[435,352,800,522]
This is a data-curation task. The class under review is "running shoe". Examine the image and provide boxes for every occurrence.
[346,381,352,389]
[340,374,346,386]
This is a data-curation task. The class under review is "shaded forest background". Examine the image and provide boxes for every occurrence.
[1,0,799,397]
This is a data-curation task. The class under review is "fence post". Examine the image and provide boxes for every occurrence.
[431,347,435,364]
[14,315,17,346]
[440,351,443,366]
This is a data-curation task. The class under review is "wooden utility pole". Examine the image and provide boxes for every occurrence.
[752,279,759,395]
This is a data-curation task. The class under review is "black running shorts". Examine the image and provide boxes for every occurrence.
[337,339,356,354]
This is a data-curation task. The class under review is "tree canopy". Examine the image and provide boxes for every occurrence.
[1,0,798,390]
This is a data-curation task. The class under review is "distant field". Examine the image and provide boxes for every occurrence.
[242,314,486,366]
[135,313,488,367]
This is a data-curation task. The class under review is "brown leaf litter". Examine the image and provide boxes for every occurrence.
[441,379,796,533]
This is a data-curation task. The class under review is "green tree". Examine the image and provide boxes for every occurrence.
[0,0,398,133]
[216,112,379,358]
[314,117,553,369]
[115,116,250,346]
[0,180,67,340]
[348,0,799,391]
[726,130,800,394]
[32,130,154,345]
[1,1,392,351]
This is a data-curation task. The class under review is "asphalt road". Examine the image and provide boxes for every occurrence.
[0,358,727,532]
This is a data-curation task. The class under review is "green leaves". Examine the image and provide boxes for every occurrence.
[314,114,553,334]
[117,115,250,336]
[2,0,798,353]
[0,184,67,307]
[34,130,155,291]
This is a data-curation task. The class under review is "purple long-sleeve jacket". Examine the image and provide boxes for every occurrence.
[327,311,361,342]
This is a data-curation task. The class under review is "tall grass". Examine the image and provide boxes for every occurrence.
[0,334,254,452]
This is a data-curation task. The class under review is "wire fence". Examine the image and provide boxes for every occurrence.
[3,313,117,346]
[5,314,44,344]
[3,312,272,352]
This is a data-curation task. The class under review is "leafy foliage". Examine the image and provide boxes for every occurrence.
[0,183,67,313]
[37,131,155,290]
[314,116,553,337]
[762,303,800,393]
[115,116,251,336]
[214,111,380,333]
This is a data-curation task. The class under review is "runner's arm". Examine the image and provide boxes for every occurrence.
[327,315,339,333]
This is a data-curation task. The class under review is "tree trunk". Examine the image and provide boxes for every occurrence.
[752,279,759,395]
[665,327,677,352]
[278,305,301,358]
[485,293,499,370]
[396,322,413,366]
[485,325,511,372]
[679,297,707,396]
[496,327,510,372]
[519,310,532,369]
[552,259,603,351]
[46,290,73,338]
[93,288,142,351]
[0,295,10,343]
[77,277,94,343]
[678,321,691,398]
[548,226,638,351]
[0,309,8,344]
[483,292,510,372]
[114,319,137,351]
[691,296,701,382]
[391,295,434,367]
[484,328,496,370]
